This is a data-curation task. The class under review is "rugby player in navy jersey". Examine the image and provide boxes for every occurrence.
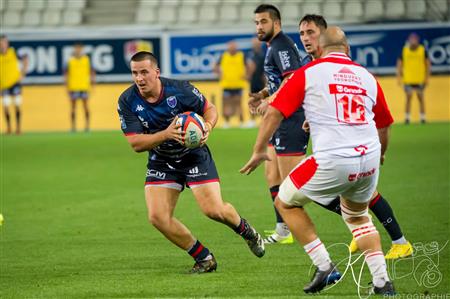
[117,51,265,274]
[248,4,308,244]
[299,14,412,259]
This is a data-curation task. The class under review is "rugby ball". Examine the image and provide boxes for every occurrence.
[176,112,206,148]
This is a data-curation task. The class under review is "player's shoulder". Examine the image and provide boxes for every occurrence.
[118,84,137,104]
[272,31,295,48]
[161,77,194,92]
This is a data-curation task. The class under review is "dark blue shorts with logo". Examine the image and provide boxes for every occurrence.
[145,146,219,191]
[269,109,309,156]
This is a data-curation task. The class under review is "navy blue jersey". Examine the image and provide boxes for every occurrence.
[264,31,302,95]
[301,54,313,66]
[118,77,207,159]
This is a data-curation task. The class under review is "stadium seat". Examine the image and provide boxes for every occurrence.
[240,3,255,21]
[178,5,198,23]
[66,0,86,9]
[406,0,427,18]
[157,5,178,24]
[6,0,26,11]
[2,10,22,27]
[385,0,406,18]
[301,1,322,15]
[41,9,61,26]
[62,9,82,26]
[47,0,66,10]
[364,0,384,20]
[198,5,218,24]
[139,0,160,7]
[434,0,448,12]
[136,8,157,24]
[26,0,46,11]
[343,0,363,20]
[219,4,239,23]
[22,10,41,26]
[280,3,300,23]
[322,1,342,19]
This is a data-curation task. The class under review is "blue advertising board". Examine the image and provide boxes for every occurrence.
[169,23,450,80]
[8,30,161,84]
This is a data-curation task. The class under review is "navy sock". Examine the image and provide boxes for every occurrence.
[269,185,284,223]
[369,193,403,241]
[233,218,255,240]
[316,196,342,215]
[187,240,210,262]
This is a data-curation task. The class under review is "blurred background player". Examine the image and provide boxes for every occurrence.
[249,4,308,244]
[64,42,96,132]
[214,41,246,128]
[299,14,413,259]
[118,51,264,273]
[397,32,431,124]
[0,34,28,135]
[244,37,266,128]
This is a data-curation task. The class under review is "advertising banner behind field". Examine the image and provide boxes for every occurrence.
[169,23,450,80]
[8,31,161,84]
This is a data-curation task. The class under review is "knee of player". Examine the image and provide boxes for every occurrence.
[274,197,289,212]
[343,215,370,225]
[147,212,169,228]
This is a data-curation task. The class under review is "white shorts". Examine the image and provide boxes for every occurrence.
[278,152,380,207]
[2,94,22,106]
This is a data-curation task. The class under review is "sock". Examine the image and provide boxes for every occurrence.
[365,251,390,288]
[392,236,407,245]
[275,222,290,237]
[187,240,210,262]
[316,196,342,215]
[405,113,410,121]
[420,113,426,121]
[304,238,331,271]
[269,185,285,224]
[369,193,404,242]
[233,218,255,240]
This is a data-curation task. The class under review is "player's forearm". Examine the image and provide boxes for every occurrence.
[203,104,218,131]
[253,106,283,153]
[377,126,390,157]
[127,132,167,152]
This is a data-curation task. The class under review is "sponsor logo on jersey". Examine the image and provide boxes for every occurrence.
[167,96,177,108]
[333,68,362,85]
[135,105,144,112]
[189,166,199,174]
[329,84,367,95]
[192,88,204,102]
[119,114,126,129]
[278,50,291,70]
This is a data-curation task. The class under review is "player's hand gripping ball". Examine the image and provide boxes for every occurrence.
[176,112,206,148]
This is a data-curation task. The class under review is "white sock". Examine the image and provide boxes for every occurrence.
[365,251,390,288]
[392,236,407,245]
[275,223,290,237]
[304,238,331,271]
[420,113,426,121]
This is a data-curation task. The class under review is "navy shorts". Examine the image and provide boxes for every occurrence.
[269,109,309,156]
[223,88,243,97]
[145,146,219,191]
[1,82,22,96]
[69,91,89,100]
[404,84,424,93]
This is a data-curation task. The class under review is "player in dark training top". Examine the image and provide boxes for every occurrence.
[117,51,265,274]
[248,4,309,244]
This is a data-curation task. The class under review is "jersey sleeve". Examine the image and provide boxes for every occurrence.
[372,81,394,129]
[181,81,209,116]
[273,44,302,78]
[117,95,144,135]
[270,69,306,118]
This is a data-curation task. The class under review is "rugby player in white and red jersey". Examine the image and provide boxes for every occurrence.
[241,27,395,295]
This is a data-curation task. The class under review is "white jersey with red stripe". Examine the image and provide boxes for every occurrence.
[271,52,393,159]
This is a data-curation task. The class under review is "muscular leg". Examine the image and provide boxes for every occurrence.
[277,154,305,179]
[70,99,76,132]
[3,105,11,134]
[416,89,426,123]
[82,99,90,131]
[14,104,21,135]
[404,90,413,124]
[145,186,195,250]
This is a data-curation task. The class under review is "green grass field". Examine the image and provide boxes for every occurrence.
[1,123,449,298]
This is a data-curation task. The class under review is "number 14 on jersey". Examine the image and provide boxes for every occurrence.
[329,84,368,124]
